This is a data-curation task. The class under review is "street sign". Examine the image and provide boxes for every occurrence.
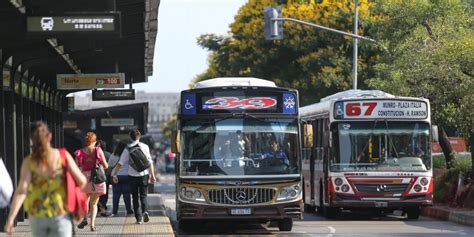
[264,6,283,40]
[67,97,74,111]
[92,89,135,101]
[57,73,125,90]
[101,118,134,127]
[63,120,78,129]
[26,13,121,34]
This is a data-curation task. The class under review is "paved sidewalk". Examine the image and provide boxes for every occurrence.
[0,193,175,237]
[422,205,474,226]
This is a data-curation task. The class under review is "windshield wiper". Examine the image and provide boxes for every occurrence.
[384,119,400,159]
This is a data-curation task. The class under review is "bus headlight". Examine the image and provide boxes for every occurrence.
[277,184,301,201]
[180,187,205,202]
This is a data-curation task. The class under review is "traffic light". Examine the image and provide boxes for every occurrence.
[264,6,283,40]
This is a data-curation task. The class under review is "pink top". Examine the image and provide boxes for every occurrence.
[74,147,102,171]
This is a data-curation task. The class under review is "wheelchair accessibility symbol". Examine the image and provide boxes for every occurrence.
[184,99,194,110]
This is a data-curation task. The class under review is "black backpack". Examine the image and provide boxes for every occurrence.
[127,144,151,172]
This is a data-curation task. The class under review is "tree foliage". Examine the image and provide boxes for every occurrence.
[194,0,383,106]
[367,0,473,140]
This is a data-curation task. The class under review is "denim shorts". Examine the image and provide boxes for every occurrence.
[29,214,72,237]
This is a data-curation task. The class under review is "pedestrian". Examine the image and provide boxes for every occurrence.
[97,140,112,217]
[74,131,109,231]
[111,129,156,224]
[108,141,133,215]
[4,121,87,236]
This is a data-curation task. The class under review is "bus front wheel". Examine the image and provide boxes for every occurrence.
[278,218,293,231]
[178,220,200,232]
[406,207,421,219]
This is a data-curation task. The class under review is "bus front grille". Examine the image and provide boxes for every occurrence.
[353,183,409,194]
[208,187,276,205]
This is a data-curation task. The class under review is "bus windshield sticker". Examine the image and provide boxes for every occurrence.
[334,100,428,119]
[282,93,296,114]
[182,93,196,115]
[203,97,277,110]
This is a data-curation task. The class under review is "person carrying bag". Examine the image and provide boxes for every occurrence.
[74,131,109,231]
[4,121,87,237]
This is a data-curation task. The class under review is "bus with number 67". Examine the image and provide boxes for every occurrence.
[299,90,438,219]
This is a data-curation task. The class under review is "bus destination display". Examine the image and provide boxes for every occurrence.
[334,100,428,119]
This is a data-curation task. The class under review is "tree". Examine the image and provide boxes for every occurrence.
[367,0,474,168]
[194,0,384,105]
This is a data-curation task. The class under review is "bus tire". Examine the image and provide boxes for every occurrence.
[278,218,293,231]
[323,206,338,219]
[304,204,315,213]
[406,207,421,220]
[178,220,198,232]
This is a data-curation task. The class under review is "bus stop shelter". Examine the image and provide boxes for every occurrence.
[0,0,159,227]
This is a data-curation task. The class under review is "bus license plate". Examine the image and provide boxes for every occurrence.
[375,202,388,208]
[230,208,251,215]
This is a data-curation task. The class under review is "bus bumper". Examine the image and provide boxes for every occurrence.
[330,193,433,209]
[178,200,303,221]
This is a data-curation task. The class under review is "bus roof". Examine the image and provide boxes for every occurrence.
[195,77,277,88]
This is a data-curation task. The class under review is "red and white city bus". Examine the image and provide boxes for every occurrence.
[300,90,437,219]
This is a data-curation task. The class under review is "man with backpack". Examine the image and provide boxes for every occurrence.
[111,129,156,224]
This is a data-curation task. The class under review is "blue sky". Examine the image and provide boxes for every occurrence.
[133,0,247,93]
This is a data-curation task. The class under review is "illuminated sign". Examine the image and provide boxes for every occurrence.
[57,73,125,89]
[203,97,277,110]
[27,13,120,33]
[92,89,135,101]
[334,100,428,119]
[101,118,134,127]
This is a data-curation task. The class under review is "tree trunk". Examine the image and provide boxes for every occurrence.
[439,127,455,169]
[470,134,473,179]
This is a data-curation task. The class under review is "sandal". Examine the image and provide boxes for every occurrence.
[77,219,88,229]
[90,226,96,232]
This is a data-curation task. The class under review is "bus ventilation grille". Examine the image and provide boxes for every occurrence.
[208,187,275,205]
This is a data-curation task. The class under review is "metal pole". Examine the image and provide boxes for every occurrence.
[353,0,358,90]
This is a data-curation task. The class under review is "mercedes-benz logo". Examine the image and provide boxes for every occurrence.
[377,184,387,192]
[235,191,247,201]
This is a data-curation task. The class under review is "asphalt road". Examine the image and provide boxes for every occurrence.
[155,173,474,236]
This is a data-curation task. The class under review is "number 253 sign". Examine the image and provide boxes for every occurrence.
[203,97,277,110]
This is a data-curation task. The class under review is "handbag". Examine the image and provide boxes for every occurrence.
[0,158,13,208]
[90,147,106,184]
[60,149,89,221]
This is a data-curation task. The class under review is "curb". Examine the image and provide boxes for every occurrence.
[422,206,474,226]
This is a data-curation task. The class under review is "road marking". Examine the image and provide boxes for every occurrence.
[328,226,336,233]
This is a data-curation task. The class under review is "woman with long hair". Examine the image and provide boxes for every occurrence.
[74,131,109,231]
[108,141,133,215]
[4,121,87,236]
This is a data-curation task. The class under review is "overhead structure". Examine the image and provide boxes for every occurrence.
[0,0,160,227]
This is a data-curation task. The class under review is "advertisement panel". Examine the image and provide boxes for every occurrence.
[57,73,125,89]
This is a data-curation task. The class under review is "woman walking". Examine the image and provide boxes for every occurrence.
[4,121,87,236]
[75,131,109,231]
[108,142,133,215]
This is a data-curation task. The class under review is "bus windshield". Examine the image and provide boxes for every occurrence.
[180,118,299,176]
[331,121,431,172]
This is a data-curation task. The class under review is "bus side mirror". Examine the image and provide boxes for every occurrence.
[431,125,439,143]
[303,124,313,148]
[171,130,179,153]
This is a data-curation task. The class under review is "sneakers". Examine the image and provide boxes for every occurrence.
[77,219,88,229]
[135,216,143,224]
[143,212,150,223]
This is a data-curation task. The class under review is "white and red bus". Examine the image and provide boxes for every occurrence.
[300,90,437,219]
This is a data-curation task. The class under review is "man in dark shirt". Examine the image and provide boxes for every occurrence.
[263,140,289,166]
